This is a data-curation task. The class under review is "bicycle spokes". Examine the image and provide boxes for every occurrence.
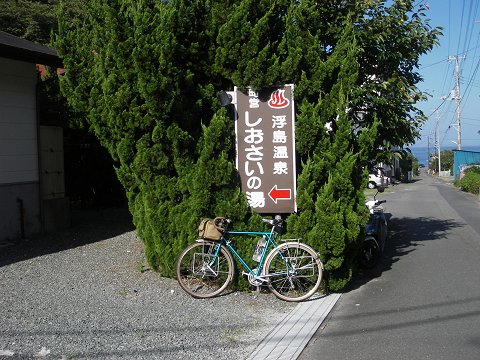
[176,241,233,298]
[265,243,322,301]
[192,250,226,277]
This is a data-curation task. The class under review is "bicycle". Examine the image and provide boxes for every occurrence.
[176,216,323,302]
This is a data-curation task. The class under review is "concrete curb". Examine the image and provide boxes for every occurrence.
[247,293,341,360]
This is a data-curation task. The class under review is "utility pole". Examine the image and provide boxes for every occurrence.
[448,55,465,150]
[436,110,441,174]
[427,134,430,173]
[427,132,435,174]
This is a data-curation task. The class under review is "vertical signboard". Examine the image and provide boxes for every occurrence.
[235,85,297,214]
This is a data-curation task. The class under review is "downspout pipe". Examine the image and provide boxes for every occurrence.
[16,197,25,240]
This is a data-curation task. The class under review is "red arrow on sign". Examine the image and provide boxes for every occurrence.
[268,185,292,203]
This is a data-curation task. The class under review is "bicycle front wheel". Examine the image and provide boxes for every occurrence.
[176,240,234,299]
[264,242,323,302]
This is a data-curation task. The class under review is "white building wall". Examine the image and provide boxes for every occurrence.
[0,57,38,185]
[0,57,40,241]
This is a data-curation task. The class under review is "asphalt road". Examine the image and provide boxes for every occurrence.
[299,172,480,360]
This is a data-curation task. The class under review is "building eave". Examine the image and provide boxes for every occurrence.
[0,31,62,68]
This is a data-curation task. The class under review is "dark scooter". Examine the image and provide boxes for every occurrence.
[359,186,387,269]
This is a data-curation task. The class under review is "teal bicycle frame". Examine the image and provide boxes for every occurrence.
[178,217,323,301]
[211,228,286,281]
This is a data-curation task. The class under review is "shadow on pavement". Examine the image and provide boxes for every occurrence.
[0,207,134,268]
[346,214,463,291]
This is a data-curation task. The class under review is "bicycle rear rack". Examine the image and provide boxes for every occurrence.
[279,238,302,243]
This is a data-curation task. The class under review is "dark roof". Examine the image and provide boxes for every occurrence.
[0,30,62,67]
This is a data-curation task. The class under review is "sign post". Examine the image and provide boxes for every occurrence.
[234,85,297,214]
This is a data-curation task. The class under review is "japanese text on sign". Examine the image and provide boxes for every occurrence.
[235,85,297,214]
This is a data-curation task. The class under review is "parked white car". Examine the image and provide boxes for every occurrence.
[368,173,384,189]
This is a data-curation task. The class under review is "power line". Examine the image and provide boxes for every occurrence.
[420,58,448,69]
[425,97,448,119]
[421,0,480,148]
[461,0,478,54]
[455,0,466,55]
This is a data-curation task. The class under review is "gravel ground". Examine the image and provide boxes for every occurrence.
[0,209,295,360]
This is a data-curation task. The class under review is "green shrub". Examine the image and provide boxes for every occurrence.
[460,167,480,195]
[464,166,480,175]
[55,0,439,292]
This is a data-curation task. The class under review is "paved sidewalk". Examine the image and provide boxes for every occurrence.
[247,294,341,360]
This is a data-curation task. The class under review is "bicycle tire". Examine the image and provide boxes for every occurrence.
[176,240,234,299]
[264,242,323,302]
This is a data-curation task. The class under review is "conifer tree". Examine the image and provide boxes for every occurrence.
[56,0,244,276]
[286,23,376,289]
[55,0,439,289]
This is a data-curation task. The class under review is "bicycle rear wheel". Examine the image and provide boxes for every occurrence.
[176,240,233,299]
[264,242,323,302]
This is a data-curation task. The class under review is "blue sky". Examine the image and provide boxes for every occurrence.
[414,0,480,149]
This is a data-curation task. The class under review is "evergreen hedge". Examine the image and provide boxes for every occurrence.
[55,0,437,290]
[459,167,480,195]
